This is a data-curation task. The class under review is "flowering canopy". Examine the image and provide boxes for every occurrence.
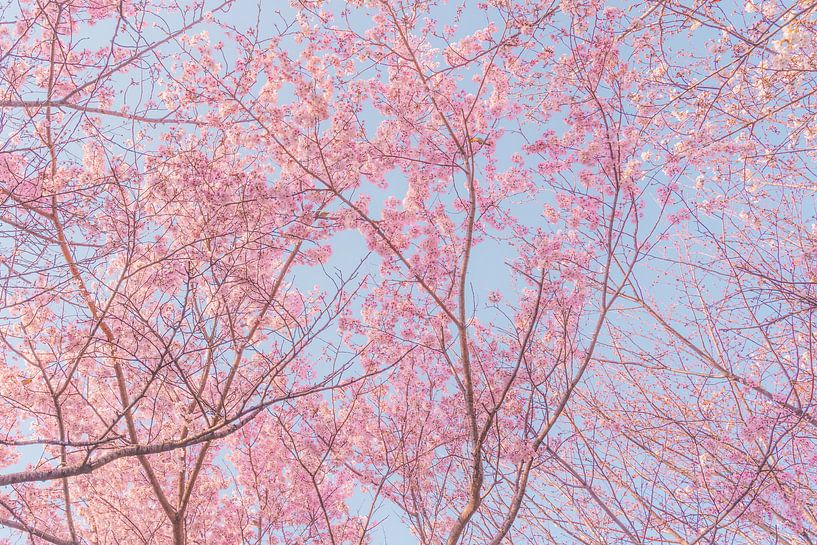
[1,0,816,544]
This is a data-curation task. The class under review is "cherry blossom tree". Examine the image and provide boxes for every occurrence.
[1,0,815,544]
